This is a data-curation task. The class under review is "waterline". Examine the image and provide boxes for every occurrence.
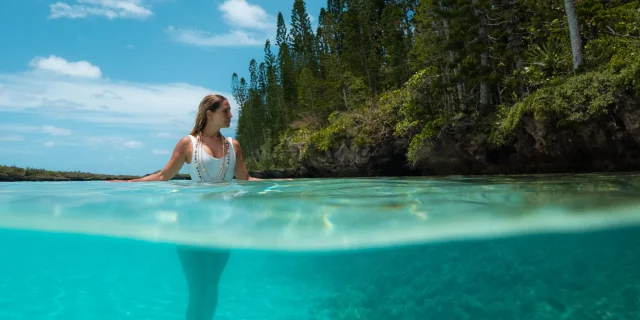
[1,174,640,251]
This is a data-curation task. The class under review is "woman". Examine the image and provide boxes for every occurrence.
[113,94,263,320]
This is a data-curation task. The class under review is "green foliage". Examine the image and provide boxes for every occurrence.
[309,112,356,152]
[393,68,447,135]
[380,89,412,137]
[523,39,572,86]
[301,66,450,157]
[490,58,639,147]
[230,0,640,172]
[407,114,446,165]
[231,0,421,170]
[576,0,640,40]
[616,50,640,92]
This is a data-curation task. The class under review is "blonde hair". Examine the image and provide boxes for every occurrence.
[189,94,228,136]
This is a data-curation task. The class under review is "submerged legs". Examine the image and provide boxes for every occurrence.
[177,246,231,320]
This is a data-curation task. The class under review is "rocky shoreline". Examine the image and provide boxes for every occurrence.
[282,64,640,179]
[413,92,640,176]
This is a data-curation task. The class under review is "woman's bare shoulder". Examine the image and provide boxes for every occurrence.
[173,135,194,152]
[179,135,194,143]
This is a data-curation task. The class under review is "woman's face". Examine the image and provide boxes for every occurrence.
[207,100,233,128]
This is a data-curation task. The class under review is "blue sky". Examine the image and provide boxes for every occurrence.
[0,0,322,175]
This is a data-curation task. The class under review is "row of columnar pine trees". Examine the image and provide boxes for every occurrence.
[231,0,638,168]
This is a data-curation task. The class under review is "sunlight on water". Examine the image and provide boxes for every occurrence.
[2,173,640,251]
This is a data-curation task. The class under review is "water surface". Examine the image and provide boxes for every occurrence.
[2,174,640,250]
[1,174,639,319]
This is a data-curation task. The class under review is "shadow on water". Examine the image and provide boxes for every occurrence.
[0,225,639,319]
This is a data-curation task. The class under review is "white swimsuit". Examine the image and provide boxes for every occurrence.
[185,135,236,182]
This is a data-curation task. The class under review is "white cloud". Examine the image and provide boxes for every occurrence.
[0,134,24,142]
[219,0,271,30]
[165,26,264,47]
[167,0,274,48]
[0,124,72,136]
[29,55,102,79]
[123,140,142,148]
[151,132,173,138]
[152,149,170,155]
[42,125,72,136]
[0,147,37,155]
[44,141,55,147]
[0,56,239,137]
[49,0,153,20]
[55,135,145,149]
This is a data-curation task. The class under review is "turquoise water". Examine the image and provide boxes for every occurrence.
[1,174,640,319]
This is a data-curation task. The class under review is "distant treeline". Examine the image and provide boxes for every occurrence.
[0,165,191,182]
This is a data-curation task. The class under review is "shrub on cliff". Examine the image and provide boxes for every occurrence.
[490,39,640,148]
[292,67,451,171]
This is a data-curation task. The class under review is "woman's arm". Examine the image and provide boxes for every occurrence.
[112,137,190,182]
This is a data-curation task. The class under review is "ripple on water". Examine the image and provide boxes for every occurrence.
[1,175,640,251]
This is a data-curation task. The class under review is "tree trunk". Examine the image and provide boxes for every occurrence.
[473,0,490,113]
[442,18,465,111]
[564,0,584,70]
[342,86,349,111]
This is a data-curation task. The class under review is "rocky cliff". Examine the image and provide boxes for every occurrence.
[414,91,640,175]
[275,62,640,178]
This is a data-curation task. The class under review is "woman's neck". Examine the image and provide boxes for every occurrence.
[201,126,222,138]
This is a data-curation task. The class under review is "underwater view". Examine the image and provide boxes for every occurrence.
[1,174,640,319]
